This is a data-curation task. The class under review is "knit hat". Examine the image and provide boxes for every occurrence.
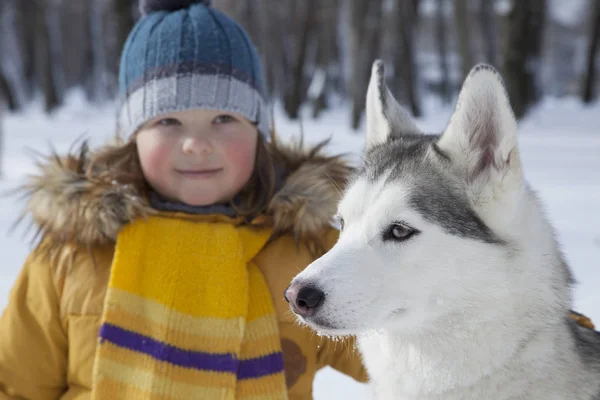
[117,0,269,138]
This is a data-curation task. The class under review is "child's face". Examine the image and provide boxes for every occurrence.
[136,109,258,206]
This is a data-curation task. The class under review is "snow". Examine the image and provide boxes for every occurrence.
[1,91,599,398]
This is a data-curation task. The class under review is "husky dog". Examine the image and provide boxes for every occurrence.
[285,61,600,399]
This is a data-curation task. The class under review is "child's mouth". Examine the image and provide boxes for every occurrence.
[176,168,223,178]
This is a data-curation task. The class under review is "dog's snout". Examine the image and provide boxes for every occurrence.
[285,284,325,317]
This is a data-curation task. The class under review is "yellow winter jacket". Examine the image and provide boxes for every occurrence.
[0,139,368,400]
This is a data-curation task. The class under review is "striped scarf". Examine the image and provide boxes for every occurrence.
[91,214,288,399]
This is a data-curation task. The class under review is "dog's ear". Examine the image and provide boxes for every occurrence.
[437,64,520,195]
[365,60,419,150]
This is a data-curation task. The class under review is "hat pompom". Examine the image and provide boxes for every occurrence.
[140,0,211,16]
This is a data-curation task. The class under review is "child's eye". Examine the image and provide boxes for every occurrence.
[156,118,181,127]
[213,114,237,125]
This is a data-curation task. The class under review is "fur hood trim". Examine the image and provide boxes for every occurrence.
[19,135,351,253]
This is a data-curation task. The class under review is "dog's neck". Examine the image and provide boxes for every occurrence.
[358,306,575,399]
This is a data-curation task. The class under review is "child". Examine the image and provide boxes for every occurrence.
[0,1,367,398]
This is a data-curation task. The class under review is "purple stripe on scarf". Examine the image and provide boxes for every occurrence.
[99,323,285,379]
[99,323,238,373]
[237,352,285,379]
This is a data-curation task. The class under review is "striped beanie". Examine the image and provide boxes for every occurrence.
[117,0,269,138]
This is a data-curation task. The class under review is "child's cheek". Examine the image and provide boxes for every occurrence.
[138,135,173,187]
[223,136,257,175]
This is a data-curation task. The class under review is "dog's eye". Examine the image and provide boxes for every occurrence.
[383,223,417,242]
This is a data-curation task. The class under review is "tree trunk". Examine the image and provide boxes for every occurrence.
[479,0,497,67]
[348,0,383,130]
[0,0,26,109]
[454,0,474,80]
[270,2,290,102]
[283,0,318,119]
[0,71,18,111]
[0,2,14,111]
[309,0,339,119]
[14,0,36,99]
[256,0,277,99]
[582,0,600,104]
[0,106,3,178]
[115,0,136,51]
[83,0,109,102]
[392,0,421,117]
[82,0,95,100]
[34,0,63,113]
[502,0,546,119]
[436,0,451,103]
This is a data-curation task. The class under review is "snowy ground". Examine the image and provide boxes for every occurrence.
[1,92,599,398]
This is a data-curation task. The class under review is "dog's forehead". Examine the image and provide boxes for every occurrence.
[361,134,438,181]
[344,134,503,244]
[339,166,409,221]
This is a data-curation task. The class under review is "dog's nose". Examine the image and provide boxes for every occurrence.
[284,284,325,317]
[297,287,325,310]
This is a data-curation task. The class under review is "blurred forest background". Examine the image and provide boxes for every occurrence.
[0,0,598,130]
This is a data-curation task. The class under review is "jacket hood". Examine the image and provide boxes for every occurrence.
[19,134,352,254]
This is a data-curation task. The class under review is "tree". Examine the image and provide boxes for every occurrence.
[582,0,600,103]
[454,0,474,80]
[83,0,110,102]
[282,0,319,119]
[0,71,18,112]
[309,0,340,119]
[34,0,64,112]
[436,0,451,103]
[13,0,36,100]
[479,0,497,67]
[0,105,3,178]
[347,0,383,129]
[392,0,422,116]
[115,0,137,50]
[0,0,27,109]
[502,0,547,119]
[0,70,6,177]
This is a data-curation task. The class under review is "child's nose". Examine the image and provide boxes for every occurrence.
[182,136,213,155]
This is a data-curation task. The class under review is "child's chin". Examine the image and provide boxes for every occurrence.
[180,196,221,207]
[175,189,228,207]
